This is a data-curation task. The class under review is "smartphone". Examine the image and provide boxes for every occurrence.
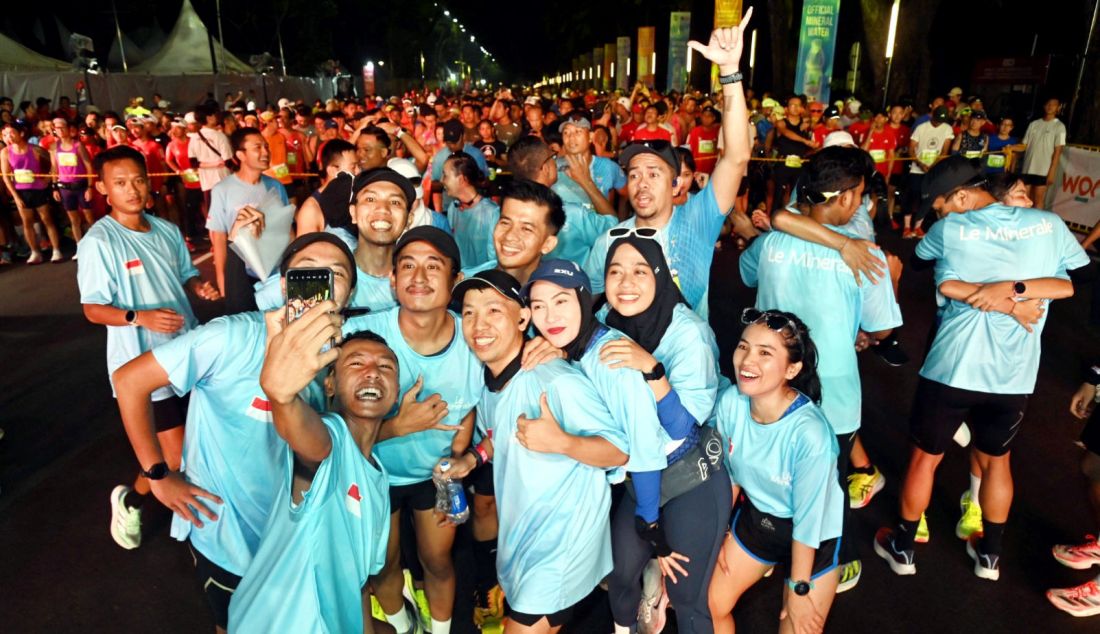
[285,267,334,324]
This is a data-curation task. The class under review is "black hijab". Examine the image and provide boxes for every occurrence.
[602,236,687,353]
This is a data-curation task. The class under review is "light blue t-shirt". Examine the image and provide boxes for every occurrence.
[713,386,844,548]
[205,174,289,234]
[449,197,500,270]
[916,204,1089,394]
[477,360,627,615]
[786,187,875,242]
[546,202,619,266]
[77,214,199,401]
[650,303,725,423]
[228,413,389,634]
[552,155,626,207]
[152,311,324,575]
[576,326,669,475]
[343,308,483,485]
[741,226,902,434]
[351,268,397,313]
[584,181,726,319]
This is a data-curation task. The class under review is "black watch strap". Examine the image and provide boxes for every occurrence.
[719,71,744,85]
[125,309,137,325]
[642,362,666,382]
[141,461,170,480]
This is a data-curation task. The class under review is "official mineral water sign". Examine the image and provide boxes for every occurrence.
[667,12,692,93]
[1049,145,1100,232]
[793,0,841,104]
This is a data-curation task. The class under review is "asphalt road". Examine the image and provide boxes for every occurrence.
[1,229,1098,633]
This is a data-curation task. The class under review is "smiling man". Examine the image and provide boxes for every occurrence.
[348,167,418,312]
[111,233,357,633]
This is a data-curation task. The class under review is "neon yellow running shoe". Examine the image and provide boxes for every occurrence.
[370,595,387,622]
[915,513,930,544]
[402,569,432,632]
[474,584,505,633]
[956,490,984,540]
[847,466,885,509]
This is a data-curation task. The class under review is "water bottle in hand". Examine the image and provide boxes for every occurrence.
[433,460,469,524]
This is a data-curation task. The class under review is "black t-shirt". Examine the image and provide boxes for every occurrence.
[474,140,507,162]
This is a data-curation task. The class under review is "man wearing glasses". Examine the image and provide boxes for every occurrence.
[582,24,752,320]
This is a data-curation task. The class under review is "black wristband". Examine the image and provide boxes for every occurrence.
[464,446,484,469]
[635,515,673,557]
[642,362,666,382]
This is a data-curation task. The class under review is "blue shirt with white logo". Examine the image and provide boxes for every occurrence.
[916,204,1089,394]
[741,226,902,434]
[228,413,389,633]
[449,197,500,271]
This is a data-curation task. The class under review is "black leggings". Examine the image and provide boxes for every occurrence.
[836,431,857,564]
[607,470,732,633]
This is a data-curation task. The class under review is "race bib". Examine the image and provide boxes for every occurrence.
[58,152,78,167]
[784,155,803,168]
[963,150,981,159]
[271,163,289,179]
[919,149,939,165]
[987,154,1006,168]
[869,149,886,163]
[698,139,715,154]
[286,153,297,165]
[182,169,200,184]
[13,169,35,184]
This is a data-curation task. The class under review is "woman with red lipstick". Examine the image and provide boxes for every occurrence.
[592,234,730,633]
[708,309,843,634]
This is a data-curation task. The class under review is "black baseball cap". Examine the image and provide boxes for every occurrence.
[920,155,984,215]
[452,269,525,308]
[392,226,462,272]
[442,119,464,143]
[932,106,950,122]
[351,167,417,210]
[619,140,680,174]
[278,232,358,289]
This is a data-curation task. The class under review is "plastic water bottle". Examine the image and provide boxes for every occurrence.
[434,461,469,524]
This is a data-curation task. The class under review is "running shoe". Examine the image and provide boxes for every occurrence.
[914,227,926,239]
[966,534,1000,581]
[956,491,983,540]
[637,559,669,634]
[0,250,12,264]
[836,559,862,594]
[891,218,900,231]
[1047,579,1100,617]
[50,249,64,263]
[874,527,916,575]
[370,595,386,622]
[402,569,432,632]
[916,513,930,544]
[26,250,43,265]
[1052,536,1100,570]
[848,466,885,509]
[473,584,505,634]
[902,229,915,239]
[109,485,142,550]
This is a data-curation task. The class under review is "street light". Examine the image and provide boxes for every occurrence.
[882,0,900,109]
[749,29,757,86]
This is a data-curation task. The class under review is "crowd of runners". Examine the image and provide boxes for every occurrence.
[4,10,1100,634]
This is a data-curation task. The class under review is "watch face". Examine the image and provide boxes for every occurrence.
[795,581,811,595]
[1014,282,1026,295]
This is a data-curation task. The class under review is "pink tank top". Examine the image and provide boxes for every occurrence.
[7,144,47,190]
[55,141,85,184]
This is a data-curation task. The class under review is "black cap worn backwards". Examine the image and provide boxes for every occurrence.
[920,155,985,216]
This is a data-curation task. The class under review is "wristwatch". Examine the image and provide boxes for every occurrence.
[787,578,814,596]
[719,71,744,85]
[125,309,138,325]
[1013,281,1027,297]
[141,461,170,480]
[642,362,666,382]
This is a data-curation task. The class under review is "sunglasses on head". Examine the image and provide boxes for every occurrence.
[741,308,803,348]
[609,226,659,240]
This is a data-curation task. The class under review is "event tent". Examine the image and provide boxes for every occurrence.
[0,31,70,72]
[132,0,252,75]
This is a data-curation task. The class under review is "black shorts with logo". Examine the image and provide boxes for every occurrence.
[508,604,575,628]
[732,495,840,579]
[909,377,1028,456]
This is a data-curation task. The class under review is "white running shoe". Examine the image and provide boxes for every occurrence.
[109,485,142,550]
[50,249,64,263]
[637,559,669,634]
[26,250,43,265]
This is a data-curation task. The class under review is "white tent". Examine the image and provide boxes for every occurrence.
[0,31,70,72]
[132,0,252,75]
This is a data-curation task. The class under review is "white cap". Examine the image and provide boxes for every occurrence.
[387,157,423,200]
[246,100,257,111]
[823,131,856,148]
[948,86,963,96]
[277,98,291,110]
[426,94,438,106]
[524,96,540,106]
[183,112,197,124]
[157,99,170,109]
[616,97,631,111]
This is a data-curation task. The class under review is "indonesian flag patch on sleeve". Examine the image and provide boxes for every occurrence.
[245,396,273,422]
[124,258,145,276]
[345,483,362,517]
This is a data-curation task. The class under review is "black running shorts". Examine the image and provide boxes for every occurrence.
[909,377,1028,456]
[388,478,437,513]
[731,495,840,579]
[509,604,575,628]
[152,394,189,432]
[188,541,242,629]
[1082,406,1100,456]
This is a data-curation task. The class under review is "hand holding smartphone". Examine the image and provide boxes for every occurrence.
[285,268,336,353]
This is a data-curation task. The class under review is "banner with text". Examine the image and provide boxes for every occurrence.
[617,37,631,91]
[1049,145,1100,232]
[667,12,692,92]
[711,0,743,91]
[638,27,656,89]
[793,0,841,104]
